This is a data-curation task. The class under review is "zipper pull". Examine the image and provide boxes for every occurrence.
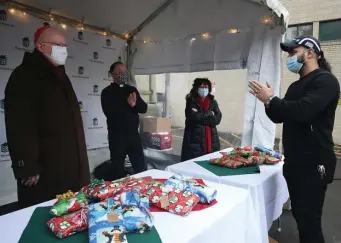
[317,165,326,179]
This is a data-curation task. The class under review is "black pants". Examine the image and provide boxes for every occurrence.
[283,163,332,243]
[109,133,146,180]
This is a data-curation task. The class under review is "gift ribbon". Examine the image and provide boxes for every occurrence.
[89,179,105,188]
[77,207,88,228]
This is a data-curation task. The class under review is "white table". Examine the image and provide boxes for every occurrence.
[166,149,289,243]
[0,169,263,243]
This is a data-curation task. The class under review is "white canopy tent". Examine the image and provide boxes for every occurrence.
[1,0,289,148]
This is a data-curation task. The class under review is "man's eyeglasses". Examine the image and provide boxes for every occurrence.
[40,42,69,48]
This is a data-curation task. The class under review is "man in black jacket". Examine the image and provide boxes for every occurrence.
[249,36,340,243]
[101,62,147,180]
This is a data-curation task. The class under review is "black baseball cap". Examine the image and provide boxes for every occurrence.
[280,36,322,55]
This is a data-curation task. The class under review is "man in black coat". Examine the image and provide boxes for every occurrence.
[101,62,147,180]
[249,36,340,243]
[5,27,90,209]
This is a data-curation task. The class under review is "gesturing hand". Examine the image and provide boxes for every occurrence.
[21,174,40,187]
[127,92,137,107]
[248,80,274,103]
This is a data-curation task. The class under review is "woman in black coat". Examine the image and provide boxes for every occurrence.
[181,78,222,161]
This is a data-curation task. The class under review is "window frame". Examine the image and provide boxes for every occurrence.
[285,23,314,40]
[319,19,341,42]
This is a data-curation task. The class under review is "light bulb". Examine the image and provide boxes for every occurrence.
[228,28,239,34]
[201,33,210,39]
[125,33,130,39]
[61,24,67,29]
[23,12,26,15]
[144,40,147,44]
[103,32,107,36]
[263,16,272,24]
[9,8,15,14]
[190,37,196,42]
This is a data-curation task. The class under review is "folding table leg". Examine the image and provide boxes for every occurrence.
[277,216,282,232]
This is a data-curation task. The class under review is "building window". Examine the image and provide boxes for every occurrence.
[319,19,341,41]
[285,23,313,41]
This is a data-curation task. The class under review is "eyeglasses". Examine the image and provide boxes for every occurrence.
[40,42,69,48]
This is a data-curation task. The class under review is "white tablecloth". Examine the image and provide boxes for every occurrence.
[0,169,262,243]
[166,149,289,243]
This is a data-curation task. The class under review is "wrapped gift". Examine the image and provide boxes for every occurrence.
[47,208,88,239]
[144,132,172,150]
[254,145,283,160]
[120,191,154,233]
[50,192,88,216]
[165,174,217,204]
[81,179,123,200]
[210,155,254,168]
[146,180,200,216]
[119,176,152,195]
[88,198,127,243]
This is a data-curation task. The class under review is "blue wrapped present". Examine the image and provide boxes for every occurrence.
[120,191,154,233]
[88,198,127,243]
[165,174,217,204]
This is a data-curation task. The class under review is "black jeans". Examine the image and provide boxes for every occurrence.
[109,133,146,180]
[283,163,332,243]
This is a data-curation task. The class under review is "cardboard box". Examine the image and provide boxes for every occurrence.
[141,117,172,133]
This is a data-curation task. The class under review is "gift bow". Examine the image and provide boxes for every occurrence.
[89,179,105,188]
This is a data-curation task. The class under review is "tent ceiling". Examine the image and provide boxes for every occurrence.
[13,0,166,34]
[11,0,288,40]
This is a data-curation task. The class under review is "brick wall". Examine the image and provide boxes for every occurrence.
[281,0,341,24]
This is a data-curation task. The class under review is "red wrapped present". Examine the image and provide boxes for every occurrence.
[47,208,88,239]
[145,180,200,216]
[81,179,123,200]
[115,176,153,196]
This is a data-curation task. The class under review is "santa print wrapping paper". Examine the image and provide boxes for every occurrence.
[47,208,88,239]
[50,192,88,216]
[115,176,153,196]
[88,198,127,243]
[145,180,200,216]
[165,174,217,204]
[81,179,123,201]
[211,147,281,168]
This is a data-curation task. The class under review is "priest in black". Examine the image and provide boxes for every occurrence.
[101,62,148,180]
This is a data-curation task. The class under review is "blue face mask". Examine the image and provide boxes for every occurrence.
[198,88,209,98]
[286,55,304,74]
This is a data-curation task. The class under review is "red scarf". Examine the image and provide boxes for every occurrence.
[198,97,212,154]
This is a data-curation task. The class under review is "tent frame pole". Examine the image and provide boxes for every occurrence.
[129,0,176,39]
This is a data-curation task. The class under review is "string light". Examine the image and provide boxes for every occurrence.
[103,31,108,36]
[61,24,67,29]
[124,33,130,39]
[9,8,15,14]
[201,32,210,39]
[23,12,26,15]
[135,15,274,45]
[262,16,272,24]
[228,28,240,34]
